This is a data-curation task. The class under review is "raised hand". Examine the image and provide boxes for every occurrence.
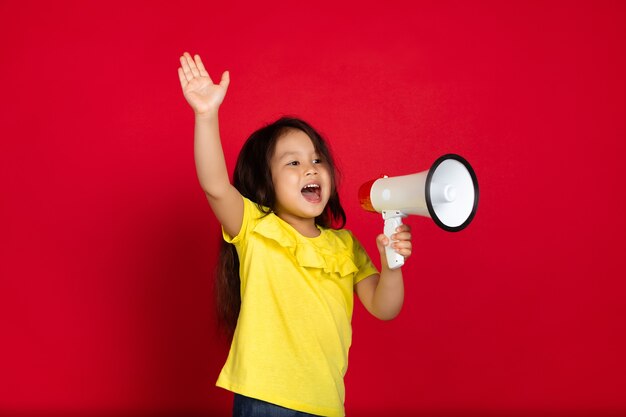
[178,52,230,116]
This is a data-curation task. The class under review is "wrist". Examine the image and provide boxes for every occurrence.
[380,262,403,276]
[195,109,219,121]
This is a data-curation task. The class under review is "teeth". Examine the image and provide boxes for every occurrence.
[303,184,320,189]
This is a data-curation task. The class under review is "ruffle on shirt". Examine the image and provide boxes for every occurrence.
[252,215,358,278]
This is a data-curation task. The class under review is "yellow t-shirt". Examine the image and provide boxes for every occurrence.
[216,196,378,416]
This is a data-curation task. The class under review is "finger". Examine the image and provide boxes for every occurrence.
[219,70,230,89]
[392,240,412,256]
[180,55,194,82]
[395,247,412,258]
[396,224,411,233]
[177,67,188,88]
[183,52,201,78]
[391,231,412,241]
[194,54,212,80]
[392,240,412,251]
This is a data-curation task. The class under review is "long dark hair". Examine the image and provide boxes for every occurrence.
[215,117,346,337]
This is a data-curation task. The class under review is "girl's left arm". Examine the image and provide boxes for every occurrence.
[354,224,412,320]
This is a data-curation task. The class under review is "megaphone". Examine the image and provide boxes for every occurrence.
[359,154,479,269]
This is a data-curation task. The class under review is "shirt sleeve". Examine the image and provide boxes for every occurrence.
[222,195,257,244]
[350,233,379,285]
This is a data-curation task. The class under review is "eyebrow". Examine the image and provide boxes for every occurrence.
[276,151,299,159]
[275,150,319,160]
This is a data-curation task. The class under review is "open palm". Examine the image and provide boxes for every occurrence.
[178,52,229,115]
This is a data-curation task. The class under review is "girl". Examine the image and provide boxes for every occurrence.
[178,52,412,417]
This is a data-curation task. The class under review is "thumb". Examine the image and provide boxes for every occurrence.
[220,71,230,89]
[375,234,389,255]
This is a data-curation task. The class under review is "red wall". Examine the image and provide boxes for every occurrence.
[1,1,625,416]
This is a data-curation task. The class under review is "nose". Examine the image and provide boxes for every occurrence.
[305,163,318,176]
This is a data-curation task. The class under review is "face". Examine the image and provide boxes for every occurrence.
[269,129,332,227]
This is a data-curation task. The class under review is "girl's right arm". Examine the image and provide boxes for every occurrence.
[178,52,243,237]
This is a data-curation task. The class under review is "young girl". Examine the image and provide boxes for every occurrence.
[178,52,412,417]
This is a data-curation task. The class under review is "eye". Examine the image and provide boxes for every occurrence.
[287,160,300,166]
[313,158,323,164]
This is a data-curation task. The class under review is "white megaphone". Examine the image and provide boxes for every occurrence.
[359,154,479,269]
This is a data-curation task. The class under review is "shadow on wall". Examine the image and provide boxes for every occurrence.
[116,189,233,415]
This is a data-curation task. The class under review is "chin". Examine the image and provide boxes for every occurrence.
[301,205,326,220]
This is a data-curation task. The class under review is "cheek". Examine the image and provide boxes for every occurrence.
[322,167,332,182]
[323,170,334,194]
[272,172,296,197]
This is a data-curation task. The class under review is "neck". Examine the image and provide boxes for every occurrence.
[276,213,320,238]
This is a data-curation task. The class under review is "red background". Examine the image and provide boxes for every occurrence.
[1,1,625,416]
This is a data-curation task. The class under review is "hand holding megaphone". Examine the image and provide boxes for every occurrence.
[374,216,412,270]
[359,154,479,270]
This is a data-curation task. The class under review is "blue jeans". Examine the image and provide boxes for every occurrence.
[233,394,322,417]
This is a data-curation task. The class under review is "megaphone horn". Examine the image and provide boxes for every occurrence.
[359,154,479,269]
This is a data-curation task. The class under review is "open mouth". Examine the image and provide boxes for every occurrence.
[301,183,322,203]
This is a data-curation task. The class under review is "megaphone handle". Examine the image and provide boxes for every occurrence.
[382,211,408,270]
